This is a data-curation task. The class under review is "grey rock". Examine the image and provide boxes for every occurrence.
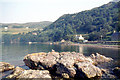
[0,62,15,72]
[17,70,51,79]
[56,53,76,78]
[90,53,113,64]
[56,52,100,78]
[23,51,114,79]
[75,62,102,78]
[24,51,59,70]
[7,67,51,79]
[7,66,24,78]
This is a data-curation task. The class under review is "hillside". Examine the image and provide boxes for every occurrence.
[1,21,52,29]
[22,21,52,28]
[1,21,52,35]
[42,1,120,41]
[112,0,120,2]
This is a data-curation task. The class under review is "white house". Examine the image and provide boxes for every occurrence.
[32,33,37,35]
[61,39,65,43]
[4,27,8,31]
[26,27,29,29]
[75,34,84,41]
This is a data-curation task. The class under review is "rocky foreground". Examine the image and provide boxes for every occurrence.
[1,50,120,79]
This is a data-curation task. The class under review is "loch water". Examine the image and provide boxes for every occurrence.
[1,43,120,67]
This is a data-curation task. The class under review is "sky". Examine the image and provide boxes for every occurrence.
[0,0,112,23]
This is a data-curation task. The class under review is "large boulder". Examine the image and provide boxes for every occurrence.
[7,67,51,79]
[7,66,24,78]
[23,51,59,70]
[75,62,102,78]
[0,62,15,72]
[56,53,76,78]
[23,51,114,79]
[56,52,101,78]
[90,53,113,64]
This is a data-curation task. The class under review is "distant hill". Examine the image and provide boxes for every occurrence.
[1,21,52,29]
[22,21,52,28]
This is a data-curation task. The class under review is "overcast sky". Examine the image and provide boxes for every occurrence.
[0,0,112,23]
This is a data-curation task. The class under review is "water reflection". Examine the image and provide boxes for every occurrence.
[79,46,83,53]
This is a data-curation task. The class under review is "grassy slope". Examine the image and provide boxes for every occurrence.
[1,28,36,34]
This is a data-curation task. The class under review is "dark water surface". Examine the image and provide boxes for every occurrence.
[1,43,120,66]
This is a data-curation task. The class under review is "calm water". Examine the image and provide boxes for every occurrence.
[1,43,120,66]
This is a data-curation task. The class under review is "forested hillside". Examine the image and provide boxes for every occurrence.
[42,1,120,41]
[2,1,120,43]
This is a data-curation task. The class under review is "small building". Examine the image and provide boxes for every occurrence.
[4,27,8,31]
[61,39,65,43]
[111,32,120,41]
[75,34,84,41]
[26,27,29,29]
[83,40,88,43]
[28,42,32,44]
[4,27,8,29]
[32,33,37,35]
[40,29,43,31]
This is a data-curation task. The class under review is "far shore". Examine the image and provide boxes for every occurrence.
[70,43,120,49]
[1,41,120,49]
[40,41,120,49]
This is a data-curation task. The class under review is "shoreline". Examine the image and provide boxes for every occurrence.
[2,41,120,49]
[70,43,120,49]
